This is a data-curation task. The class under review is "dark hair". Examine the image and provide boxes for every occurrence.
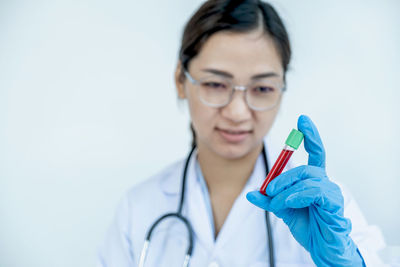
[178,0,291,147]
[179,0,291,74]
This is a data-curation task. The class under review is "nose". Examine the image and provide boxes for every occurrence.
[220,90,252,123]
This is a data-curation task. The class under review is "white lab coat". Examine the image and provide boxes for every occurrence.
[97,143,386,267]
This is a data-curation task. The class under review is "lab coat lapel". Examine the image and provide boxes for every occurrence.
[214,154,266,249]
[176,142,274,253]
[184,152,215,251]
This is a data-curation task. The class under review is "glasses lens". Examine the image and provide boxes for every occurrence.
[197,75,232,106]
[247,79,283,110]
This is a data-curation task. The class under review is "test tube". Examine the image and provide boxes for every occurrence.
[260,129,304,196]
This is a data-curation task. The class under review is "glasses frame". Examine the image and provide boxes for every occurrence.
[183,70,285,111]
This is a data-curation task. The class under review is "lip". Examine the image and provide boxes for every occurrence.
[216,128,252,143]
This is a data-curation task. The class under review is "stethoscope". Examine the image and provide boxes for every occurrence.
[138,144,275,267]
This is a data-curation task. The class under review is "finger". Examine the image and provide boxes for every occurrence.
[284,180,344,213]
[313,206,351,230]
[266,165,326,196]
[247,191,292,221]
[285,187,323,209]
[297,115,326,168]
[246,191,273,211]
[268,178,323,212]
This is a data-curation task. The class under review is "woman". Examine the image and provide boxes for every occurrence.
[97,0,385,266]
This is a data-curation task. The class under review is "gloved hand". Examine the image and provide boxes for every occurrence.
[246,115,365,267]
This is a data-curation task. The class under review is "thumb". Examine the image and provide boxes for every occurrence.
[297,115,326,168]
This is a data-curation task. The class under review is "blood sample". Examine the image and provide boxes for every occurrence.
[260,129,304,196]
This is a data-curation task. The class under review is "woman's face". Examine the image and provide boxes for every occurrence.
[175,29,284,160]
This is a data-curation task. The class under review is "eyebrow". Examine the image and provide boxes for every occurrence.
[201,68,281,80]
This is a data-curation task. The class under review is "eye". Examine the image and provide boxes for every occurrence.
[202,82,227,90]
[253,86,275,93]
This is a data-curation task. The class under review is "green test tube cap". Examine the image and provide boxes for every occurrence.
[285,129,304,149]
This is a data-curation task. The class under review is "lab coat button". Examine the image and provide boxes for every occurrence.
[208,261,219,267]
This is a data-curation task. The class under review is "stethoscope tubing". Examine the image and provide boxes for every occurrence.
[139,144,274,267]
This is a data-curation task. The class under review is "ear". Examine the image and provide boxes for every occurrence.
[175,61,186,99]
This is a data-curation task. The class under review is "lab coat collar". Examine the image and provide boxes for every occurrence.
[159,142,274,251]
[212,153,267,248]
[184,148,269,251]
[159,140,276,196]
[159,148,198,195]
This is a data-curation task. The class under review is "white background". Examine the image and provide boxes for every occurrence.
[1,0,399,266]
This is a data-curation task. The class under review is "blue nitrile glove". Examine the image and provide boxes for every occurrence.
[247,115,365,267]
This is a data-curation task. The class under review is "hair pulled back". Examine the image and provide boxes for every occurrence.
[178,0,291,148]
[179,0,291,76]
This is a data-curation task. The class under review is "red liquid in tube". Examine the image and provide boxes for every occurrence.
[260,148,294,195]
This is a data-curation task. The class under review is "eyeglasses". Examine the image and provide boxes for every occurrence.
[184,70,285,111]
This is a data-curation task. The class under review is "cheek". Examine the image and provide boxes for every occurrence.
[187,97,217,134]
[254,108,280,136]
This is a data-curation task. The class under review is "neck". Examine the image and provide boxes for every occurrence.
[197,142,263,195]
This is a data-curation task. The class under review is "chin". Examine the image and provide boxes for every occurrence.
[211,141,256,160]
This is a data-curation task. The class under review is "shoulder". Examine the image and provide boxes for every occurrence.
[110,157,187,236]
[97,158,189,265]
[125,158,186,202]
